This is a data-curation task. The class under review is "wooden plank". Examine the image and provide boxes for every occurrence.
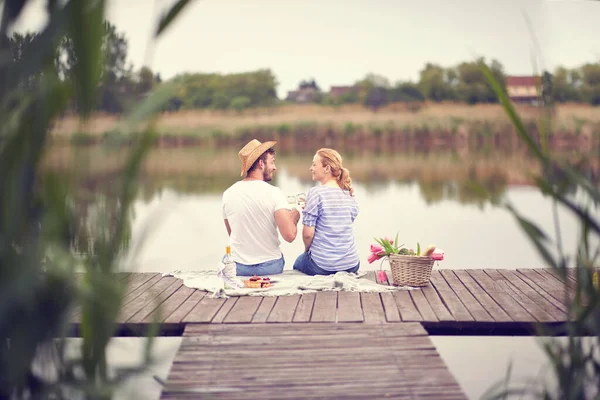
[492,269,565,321]
[410,289,438,322]
[517,269,569,308]
[310,292,337,322]
[337,292,363,322]
[127,280,183,323]
[117,276,179,323]
[360,293,387,324]
[380,292,401,322]
[164,290,206,323]
[182,296,226,323]
[292,293,315,322]
[123,273,159,296]
[452,270,512,322]
[252,297,277,323]
[392,290,423,321]
[267,295,301,323]
[121,274,163,306]
[146,285,196,323]
[535,269,575,301]
[430,271,473,321]
[162,323,467,399]
[440,270,493,322]
[421,282,454,321]
[211,297,238,323]
[223,296,263,323]
[467,270,534,322]
[499,269,566,314]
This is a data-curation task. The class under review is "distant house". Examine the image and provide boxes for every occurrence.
[329,86,355,98]
[506,76,541,105]
[286,79,321,103]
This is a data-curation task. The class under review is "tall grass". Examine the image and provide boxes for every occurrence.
[0,0,191,398]
[479,61,600,399]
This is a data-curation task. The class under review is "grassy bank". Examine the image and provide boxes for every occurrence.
[51,102,600,150]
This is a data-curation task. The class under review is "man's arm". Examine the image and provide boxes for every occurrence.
[274,208,300,243]
[224,219,231,236]
[302,225,315,251]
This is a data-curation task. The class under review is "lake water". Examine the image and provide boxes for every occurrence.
[43,145,597,399]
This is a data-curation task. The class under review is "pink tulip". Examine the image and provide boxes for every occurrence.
[432,251,444,261]
[377,270,388,283]
[368,253,382,264]
[370,244,384,254]
[384,236,394,245]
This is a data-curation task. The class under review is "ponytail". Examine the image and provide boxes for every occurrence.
[338,167,354,196]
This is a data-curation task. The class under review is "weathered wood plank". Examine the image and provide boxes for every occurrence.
[292,293,315,322]
[410,289,438,322]
[498,269,566,314]
[223,296,263,323]
[453,270,512,322]
[421,280,454,321]
[488,269,563,322]
[162,323,467,399]
[182,296,226,323]
[145,285,196,323]
[360,292,386,324]
[380,292,401,322]
[117,276,179,323]
[252,297,277,323]
[267,295,301,323]
[211,297,238,323]
[310,292,337,322]
[440,270,493,322]
[164,290,206,323]
[127,280,183,323]
[392,290,423,321]
[467,270,534,322]
[430,271,473,321]
[517,269,569,308]
[337,292,363,322]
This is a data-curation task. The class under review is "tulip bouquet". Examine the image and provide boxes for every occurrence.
[369,233,445,284]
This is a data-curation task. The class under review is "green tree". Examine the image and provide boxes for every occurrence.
[389,82,425,102]
[418,63,455,102]
[580,62,600,105]
[230,95,251,113]
[551,67,582,103]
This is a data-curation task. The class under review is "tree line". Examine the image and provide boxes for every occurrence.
[4,22,600,114]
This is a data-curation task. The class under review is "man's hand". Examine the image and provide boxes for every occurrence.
[290,208,300,225]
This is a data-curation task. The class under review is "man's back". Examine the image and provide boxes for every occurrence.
[222,180,289,264]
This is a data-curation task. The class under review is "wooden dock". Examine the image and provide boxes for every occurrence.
[72,268,572,329]
[161,323,467,399]
[69,268,574,399]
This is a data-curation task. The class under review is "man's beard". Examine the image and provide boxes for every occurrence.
[263,169,272,182]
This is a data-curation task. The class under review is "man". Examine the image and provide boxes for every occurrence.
[222,139,301,276]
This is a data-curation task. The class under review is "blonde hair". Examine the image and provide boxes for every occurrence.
[316,148,354,196]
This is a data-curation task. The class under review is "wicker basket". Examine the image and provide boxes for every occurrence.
[388,254,435,287]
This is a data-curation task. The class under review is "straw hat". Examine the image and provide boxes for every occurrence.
[238,139,277,176]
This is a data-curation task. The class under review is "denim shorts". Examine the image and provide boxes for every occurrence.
[236,256,285,276]
[293,252,360,276]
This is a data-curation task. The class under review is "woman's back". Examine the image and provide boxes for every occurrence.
[302,185,359,271]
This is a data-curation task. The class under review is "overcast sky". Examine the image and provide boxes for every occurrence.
[9,0,600,96]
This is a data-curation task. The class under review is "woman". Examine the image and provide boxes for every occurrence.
[293,148,360,275]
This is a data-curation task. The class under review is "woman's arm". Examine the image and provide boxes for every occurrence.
[302,225,315,252]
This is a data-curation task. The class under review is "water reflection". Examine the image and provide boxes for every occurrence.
[41,145,599,271]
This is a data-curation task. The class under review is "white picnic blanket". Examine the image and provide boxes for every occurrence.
[163,269,414,298]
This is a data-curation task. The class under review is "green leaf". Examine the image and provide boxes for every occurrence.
[156,0,193,37]
[506,204,558,270]
[480,61,547,164]
[417,242,421,256]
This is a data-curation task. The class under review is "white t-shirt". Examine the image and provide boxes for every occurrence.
[222,180,290,265]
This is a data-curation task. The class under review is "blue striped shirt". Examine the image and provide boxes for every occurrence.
[302,185,359,271]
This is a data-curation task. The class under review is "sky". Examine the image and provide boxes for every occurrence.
[9,0,600,97]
